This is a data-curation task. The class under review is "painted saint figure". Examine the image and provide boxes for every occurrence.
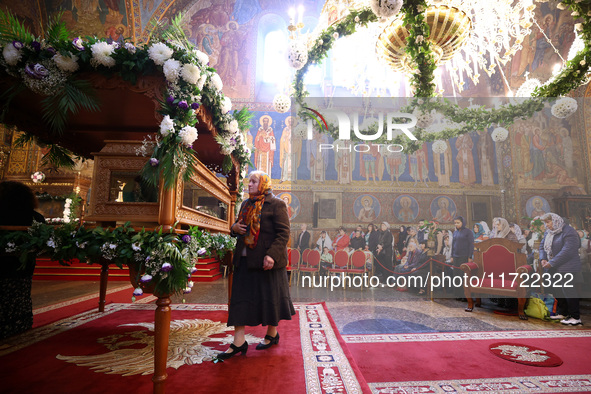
[254,115,275,175]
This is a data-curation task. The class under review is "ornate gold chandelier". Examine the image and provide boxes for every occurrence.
[376,5,472,74]
[308,0,536,95]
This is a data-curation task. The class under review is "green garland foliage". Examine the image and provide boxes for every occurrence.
[292,1,591,152]
[0,221,236,296]
[0,9,251,189]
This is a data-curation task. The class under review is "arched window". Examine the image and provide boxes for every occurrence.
[262,30,290,85]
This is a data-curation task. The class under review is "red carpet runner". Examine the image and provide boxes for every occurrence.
[0,303,370,393]
[343,330,591,393]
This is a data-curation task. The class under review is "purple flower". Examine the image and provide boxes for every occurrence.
[191,102,200,110]
[198,248,207,256]
[160,262,173,272]
[190,266,197,274]
[72,37,84,51]
[166,96,175,105]
[46,47,56,55]
[178,101,188,110]
[133,287,144,296]
[24,63,49,79]
[183,288,192,294]
[182,235,191,243]
[31,41,41,51]
[140,274,153,283]
[12,41,23,50]
[150,158,159,166]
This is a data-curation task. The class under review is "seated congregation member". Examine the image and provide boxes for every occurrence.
[319,246,333,275]
[316,230,332,251]
[394,241,429,294]
[492,218,518,242]
[219,171,295,360]
[349,229,366,252]
[540,213,582,326]
[333,227,350,251]
[473,223,489,243]
[0,181,45,339]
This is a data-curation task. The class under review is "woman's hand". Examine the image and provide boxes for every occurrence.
[541,259,551,269]
[232,219,247,235]
[263,255,275,270]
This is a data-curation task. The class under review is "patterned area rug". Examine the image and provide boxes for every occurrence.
[343,330,591,393]
[0,303,370,393]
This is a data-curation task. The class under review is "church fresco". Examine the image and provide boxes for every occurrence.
[353,194,381,223]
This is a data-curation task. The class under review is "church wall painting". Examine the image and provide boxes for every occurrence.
[353,194,381,223]
[525,195,551,218]
[429,196,457,224]
[393,195,420,224]
[277,192,300,221]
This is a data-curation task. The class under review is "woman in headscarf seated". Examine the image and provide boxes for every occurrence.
[473,222,489,243]
[492,218,518,242]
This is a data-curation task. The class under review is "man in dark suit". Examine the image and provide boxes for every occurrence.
[295,223,310,252]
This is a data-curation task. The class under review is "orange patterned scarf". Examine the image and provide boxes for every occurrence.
[239,173,272,249]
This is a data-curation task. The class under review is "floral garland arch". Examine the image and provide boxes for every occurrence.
[292,0,591,151]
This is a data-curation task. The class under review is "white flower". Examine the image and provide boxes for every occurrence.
[52,52,79,72]
[90,42,116,67]
[181,63,201,84]
[227,119,239,134]
[318,39,323,45]
[63,208,71,216]
[333,32,339,40]
[575,23,584,31]
[581,60,586,66]
[417,5,425,12]
[178,125,198,147]
[286,40,308,70]
[124,42,136,54]
[193,49,209,65]
[556,2,566,10]
[148,42,173,66]
[3,44,22,66]
[109,243,117,249]
[572,11,580,17]
[221,96,232,114]
[6,242,16,253]
[209,72,223,91]
[163,58,181,83]
[197,74,207,90]
[415,35,425,45]
[160,115,175,137]
[354,16,360,22]
[417,99,424,105]
[132,242,141,251]
[47,238,56,249]
[491,127,509,142]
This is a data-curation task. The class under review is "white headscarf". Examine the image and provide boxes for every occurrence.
[493,218,511,239]
[511,224,523,241]
[479,221,491,237]
[542,213,565,259]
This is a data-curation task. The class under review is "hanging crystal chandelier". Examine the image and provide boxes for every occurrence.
[307,0,536,96]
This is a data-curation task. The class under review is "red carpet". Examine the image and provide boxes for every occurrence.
[32,284,156,328]
[1,303,369,394]
[344,330,591,393]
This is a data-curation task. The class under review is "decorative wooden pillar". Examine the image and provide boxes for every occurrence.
[159,188,175,231]
[152,295,171,394]
[98,262,109,312]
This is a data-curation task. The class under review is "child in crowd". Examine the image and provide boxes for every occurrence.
[320,246,333,274]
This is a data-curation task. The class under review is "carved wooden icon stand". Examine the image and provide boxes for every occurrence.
[1,74,240,394]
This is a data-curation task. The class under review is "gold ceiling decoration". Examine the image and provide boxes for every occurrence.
[376,5,472,74]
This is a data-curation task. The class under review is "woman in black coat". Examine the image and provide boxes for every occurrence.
[375,222,393,277]
[217,171,295,360]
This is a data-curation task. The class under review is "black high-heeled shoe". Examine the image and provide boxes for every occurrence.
[256,333,279,350]
[216,341,248,360]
